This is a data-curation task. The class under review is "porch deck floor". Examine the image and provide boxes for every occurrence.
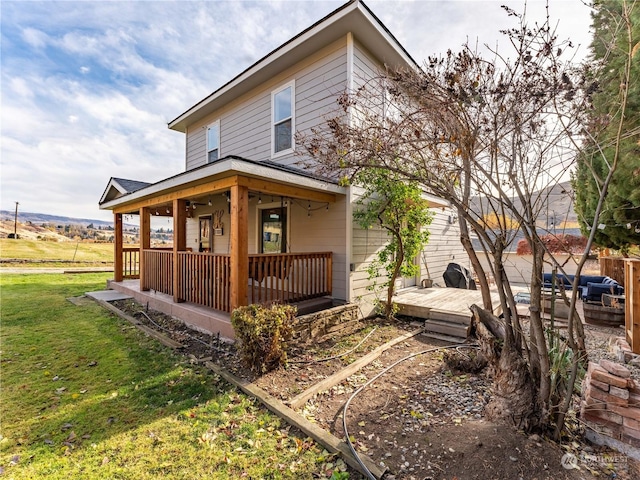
[393,286,503,322]
[107,280,234,339]
[394,286,587,326]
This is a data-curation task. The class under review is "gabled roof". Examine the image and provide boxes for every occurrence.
[168,0,418,133]
[99,177,152,205]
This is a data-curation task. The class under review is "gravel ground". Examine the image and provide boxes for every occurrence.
[104,297,639,479]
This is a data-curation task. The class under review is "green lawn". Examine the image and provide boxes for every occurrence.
[0,239,114,266]
[0,273,346,479]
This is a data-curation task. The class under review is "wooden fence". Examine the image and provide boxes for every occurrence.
[625,259,640,354]
[600,256,626,287]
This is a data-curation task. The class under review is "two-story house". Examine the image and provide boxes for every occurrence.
[99,0,469,338]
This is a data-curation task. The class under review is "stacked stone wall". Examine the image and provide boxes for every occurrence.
[581,340,640,447]
[292,304,362,343]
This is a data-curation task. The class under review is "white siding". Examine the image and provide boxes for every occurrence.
[352,40,382,91]
[185,195,232,253]
[287,196,348,301]
[185,38,348,170]
[420,209,471,287]
[349,186,389,316]
[349,191,470,317]
[184,195,349,302]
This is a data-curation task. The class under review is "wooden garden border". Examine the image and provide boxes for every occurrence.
[94,298,385,478]
[288,327,423,409]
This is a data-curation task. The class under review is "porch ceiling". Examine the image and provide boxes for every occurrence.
[100,156,346,215]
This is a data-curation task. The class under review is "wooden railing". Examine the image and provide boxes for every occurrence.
[123,247,140,279]
[249,252,332,305]
[177,252,231,312]
[138,250,332,313]
[142,250,174,295]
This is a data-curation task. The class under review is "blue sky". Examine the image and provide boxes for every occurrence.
[0,0,593,221]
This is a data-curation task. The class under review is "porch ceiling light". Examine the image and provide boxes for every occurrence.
[208,197,212,206]
[258,194,262,204]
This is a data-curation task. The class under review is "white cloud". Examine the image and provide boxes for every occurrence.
[8,77,34,98]
[21,27,48,48]
[0,0,593,220]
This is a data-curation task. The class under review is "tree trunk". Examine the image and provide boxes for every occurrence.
[470,304,541,432]
[458,214,493,310]
[385,230,404,320]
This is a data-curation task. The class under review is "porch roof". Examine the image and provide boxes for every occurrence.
[98,155,346,212]
[100,177,152,204]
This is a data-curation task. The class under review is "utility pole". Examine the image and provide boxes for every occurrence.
[13,201,19,239]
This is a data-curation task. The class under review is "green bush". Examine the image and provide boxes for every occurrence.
[231,303,296,372]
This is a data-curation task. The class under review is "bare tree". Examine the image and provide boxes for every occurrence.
[299,4,617,435]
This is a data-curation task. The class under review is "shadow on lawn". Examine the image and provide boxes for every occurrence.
[24,337,231,454]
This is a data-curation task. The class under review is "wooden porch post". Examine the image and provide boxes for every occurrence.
[139,207,151,291]
[173,199,187,303]
[230,184,249,311]
[114,213,123,282]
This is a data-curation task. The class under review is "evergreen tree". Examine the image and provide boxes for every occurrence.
[574,0,640,253]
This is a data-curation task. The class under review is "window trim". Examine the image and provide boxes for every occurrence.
[271,80,295,158]
[206,120,221,163]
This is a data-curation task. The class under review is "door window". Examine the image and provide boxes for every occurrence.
[261,207,286,253]
[199,216,212,252]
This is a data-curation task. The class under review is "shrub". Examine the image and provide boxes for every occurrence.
[231,303,296,373]
[516,234,588,255]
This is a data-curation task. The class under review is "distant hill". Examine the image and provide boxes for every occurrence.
[468,180,583,252]
[0,210,113,228]
[470,180,578,228]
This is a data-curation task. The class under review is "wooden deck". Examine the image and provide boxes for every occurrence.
[393,287,503,341]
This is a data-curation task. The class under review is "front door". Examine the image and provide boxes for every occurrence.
[260,207,286,253]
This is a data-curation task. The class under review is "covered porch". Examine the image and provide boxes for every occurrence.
[101,157,346,329]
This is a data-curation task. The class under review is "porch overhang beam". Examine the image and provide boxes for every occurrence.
[112,177,240,214]
[111,174,336,214]
[238,176,336,204]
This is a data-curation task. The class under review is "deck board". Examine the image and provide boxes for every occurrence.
[393,287,502,323]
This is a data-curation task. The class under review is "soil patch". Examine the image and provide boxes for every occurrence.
[109,298,638,479]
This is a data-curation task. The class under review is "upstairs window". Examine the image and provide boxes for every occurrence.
[272,81,294,156]
[207,120,220,163]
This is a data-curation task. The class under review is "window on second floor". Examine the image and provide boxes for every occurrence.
[272,81,294,156]
[207,120,220,163]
